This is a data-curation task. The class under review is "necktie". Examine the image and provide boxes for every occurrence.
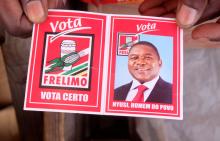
[133,85,148,102]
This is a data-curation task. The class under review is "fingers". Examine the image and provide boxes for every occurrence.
[0,0,67,38]
[21,0,67,23]
[141,7,167,16]
[91,0,100,7]
[176,0,208,28]
[139,0,166,14]
[139,0,177,17]
[162,13,176,18]
[20,0,48,23]
[0,0,32,37]
[48,0,67,9]
[192,19,220,41]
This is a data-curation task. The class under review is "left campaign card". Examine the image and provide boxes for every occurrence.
[24,10,106,113]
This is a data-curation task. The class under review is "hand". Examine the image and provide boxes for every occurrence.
[139,0,220,41]
[0,0,66,38]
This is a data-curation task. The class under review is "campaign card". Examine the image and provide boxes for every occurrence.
[24,10,183,119]
[105,15,183,120]
[24,10,106,113]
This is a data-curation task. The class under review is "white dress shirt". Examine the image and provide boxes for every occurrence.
[125,76,159,101]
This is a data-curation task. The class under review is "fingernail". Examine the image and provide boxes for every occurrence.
[177,4,198,27]
[139,4,146,13]
[26,1,46,23]
[62,0,67,5]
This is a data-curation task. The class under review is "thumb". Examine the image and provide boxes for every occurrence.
[176,0,208,28]
[21,0,48,23]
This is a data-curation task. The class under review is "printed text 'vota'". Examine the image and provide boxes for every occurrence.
[50,18,82,32]
[136,22,157,32]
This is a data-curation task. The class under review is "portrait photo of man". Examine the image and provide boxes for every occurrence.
[114,41,172,104]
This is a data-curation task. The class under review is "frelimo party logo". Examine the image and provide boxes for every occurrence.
[117,33,139,56]
[117,22,158,56]
[41,34,93,90]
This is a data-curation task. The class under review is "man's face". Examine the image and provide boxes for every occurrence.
[128,44,162,83]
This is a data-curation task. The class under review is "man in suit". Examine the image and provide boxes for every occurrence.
[114,41,172,104]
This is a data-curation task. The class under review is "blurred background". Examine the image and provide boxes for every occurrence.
[1,0,220,141]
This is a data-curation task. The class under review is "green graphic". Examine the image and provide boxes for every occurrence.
[46,52,80,73]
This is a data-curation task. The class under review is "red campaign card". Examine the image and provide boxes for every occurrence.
[105,15,183,119]
[24,10,183,120]
[24,10,106,114]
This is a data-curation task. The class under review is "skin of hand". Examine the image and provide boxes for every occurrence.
[139,0,220,41]
[0,0,66,38]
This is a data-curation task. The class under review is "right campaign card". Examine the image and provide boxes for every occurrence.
[105,15,183,120]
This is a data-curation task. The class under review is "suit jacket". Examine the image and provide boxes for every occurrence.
[114,77,172,104]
